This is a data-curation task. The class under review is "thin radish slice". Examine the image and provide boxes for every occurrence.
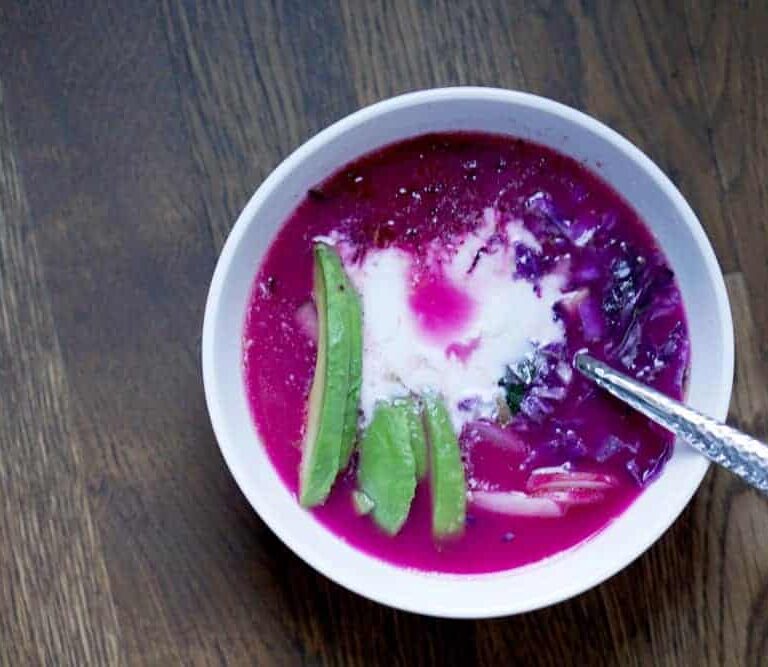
[532,488,606,506]
[295,301,318,342]
[527,468,620,493]
[463,420,528,454]
[470,490,564,518]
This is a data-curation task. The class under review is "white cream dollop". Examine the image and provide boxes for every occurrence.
[340,210,566,431]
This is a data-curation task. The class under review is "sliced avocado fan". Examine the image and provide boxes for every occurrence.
[299,243,361,507]
[423,395,467,538]
[297,241,467,543]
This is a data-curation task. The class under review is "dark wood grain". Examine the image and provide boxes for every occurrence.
[1,1,767,665]
[0,78,122,665]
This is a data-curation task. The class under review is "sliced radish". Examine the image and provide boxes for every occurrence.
[526,468,619,493]
[532,488,606,506]
[470,490,564,518]
[463,420,528,454]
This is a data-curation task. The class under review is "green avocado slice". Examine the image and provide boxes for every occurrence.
[299,244,353,507]
[424,395,467,538]
[399,396,428,480]
[357,401,417,535]
[338,266,363,471]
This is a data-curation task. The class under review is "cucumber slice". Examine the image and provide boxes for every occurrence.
[357,401,417,535]
[424,395,467,538]
[299,244,354,507]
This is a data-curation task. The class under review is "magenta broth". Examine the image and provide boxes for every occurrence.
[243,133,689,574]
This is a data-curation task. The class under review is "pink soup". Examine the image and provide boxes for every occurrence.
[243,133,689,574]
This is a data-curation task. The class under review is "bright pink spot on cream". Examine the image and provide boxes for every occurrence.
[445,336,481,362]
[409,273,474,340]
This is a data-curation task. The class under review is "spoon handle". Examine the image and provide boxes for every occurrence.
[574,352,768,494]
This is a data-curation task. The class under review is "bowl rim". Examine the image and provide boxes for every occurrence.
[202,86,734,618]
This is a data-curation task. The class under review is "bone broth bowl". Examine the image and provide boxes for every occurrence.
[202,88,734,617]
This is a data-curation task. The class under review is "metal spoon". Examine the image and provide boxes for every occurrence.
[574,351,768,494]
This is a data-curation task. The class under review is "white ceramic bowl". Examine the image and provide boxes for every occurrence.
[202,88,734,618]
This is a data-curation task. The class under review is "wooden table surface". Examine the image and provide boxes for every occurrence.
[1,1,768,665]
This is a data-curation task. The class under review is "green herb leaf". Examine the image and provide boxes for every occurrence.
[498,356,538,415]
[500,381,526,414]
